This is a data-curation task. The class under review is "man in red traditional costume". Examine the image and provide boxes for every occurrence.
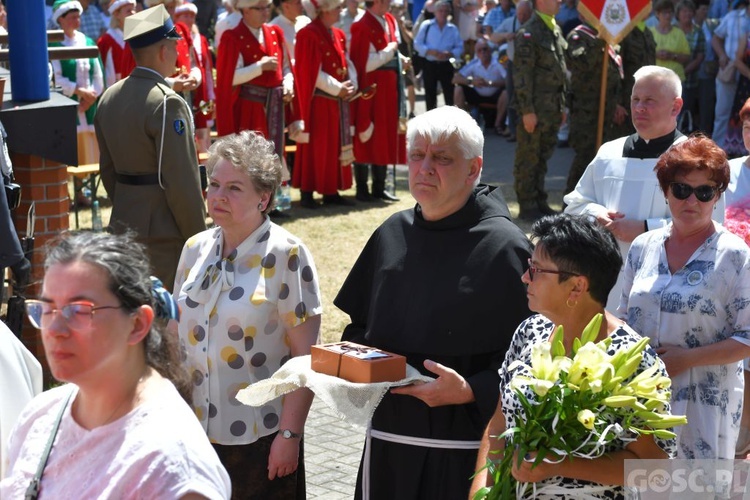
[215,0,295,171]
[175,1,216,153]
[120,0,202,95]
[291,0,358,208]
[349,0,408,202]
[97,0,136,87]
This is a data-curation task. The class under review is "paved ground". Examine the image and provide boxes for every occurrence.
[303,91,577,498]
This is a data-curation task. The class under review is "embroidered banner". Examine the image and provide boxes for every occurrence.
[578,0,652,45]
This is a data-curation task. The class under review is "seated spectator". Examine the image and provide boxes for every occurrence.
[453,38,508,134]
[0,231,231,498]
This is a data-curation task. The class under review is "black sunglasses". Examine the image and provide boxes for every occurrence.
[527,259,580,281]
[669,182,717,203]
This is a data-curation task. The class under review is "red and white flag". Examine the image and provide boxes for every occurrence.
[578,0,652,45]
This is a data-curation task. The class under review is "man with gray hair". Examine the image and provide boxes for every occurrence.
[334,106,532,499]
[564,66,724,309]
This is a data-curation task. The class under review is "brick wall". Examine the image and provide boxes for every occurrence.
[10,152,69,384]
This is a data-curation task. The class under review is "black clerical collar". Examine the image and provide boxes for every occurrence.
[622,129,684,159]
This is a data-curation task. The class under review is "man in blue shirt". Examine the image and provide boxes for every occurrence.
[481,0,513,34]
[414,0,463,109]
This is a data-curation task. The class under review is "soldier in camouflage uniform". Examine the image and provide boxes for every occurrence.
[565,23,625,194]
[614,24,656,137]
[512,0,567,220]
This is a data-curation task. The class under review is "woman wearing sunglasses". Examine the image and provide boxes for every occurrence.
[471,214,674,497]
[619,134,750,460]
[0,232,230,499]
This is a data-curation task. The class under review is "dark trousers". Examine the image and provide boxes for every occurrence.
[423,60,455,110]
[698,77,716,136]
[212,433,306,500]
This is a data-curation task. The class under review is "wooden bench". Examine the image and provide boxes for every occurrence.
[67,163,101,229]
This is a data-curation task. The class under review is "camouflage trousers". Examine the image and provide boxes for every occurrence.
[513,111,561,208]
[567,110,617,194]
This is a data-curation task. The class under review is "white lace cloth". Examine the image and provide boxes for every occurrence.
[235,355,433,428]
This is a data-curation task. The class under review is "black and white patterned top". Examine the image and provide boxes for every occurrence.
[499,314,677,499]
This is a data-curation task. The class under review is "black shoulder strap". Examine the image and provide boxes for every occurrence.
[24,389,74,500]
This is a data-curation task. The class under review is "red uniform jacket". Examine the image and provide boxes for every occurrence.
[349,10,406,165]
[292,19,353,194]
[97,30,126,85]
[215,22,286,137]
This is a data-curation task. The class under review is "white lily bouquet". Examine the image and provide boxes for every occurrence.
[474,314,687,499]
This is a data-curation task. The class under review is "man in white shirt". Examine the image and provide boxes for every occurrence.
[269,0,311,63]
[452,38,507,132]
[564,66,724,309]
[336,0,365,47]
[214,0,242,49]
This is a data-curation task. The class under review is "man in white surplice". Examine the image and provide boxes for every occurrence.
[564,65,725,310]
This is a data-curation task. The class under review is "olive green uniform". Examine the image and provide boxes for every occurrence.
[512,11,567,211]
[614,26,656,137]
[565,24,622,194]
[96,67,207,290]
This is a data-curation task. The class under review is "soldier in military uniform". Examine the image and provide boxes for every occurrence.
[614,24,656,137]
[565,22,625,194]
[95,4,207,290]
[512,0,567,220]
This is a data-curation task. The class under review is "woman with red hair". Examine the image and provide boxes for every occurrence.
[620,135,750,460]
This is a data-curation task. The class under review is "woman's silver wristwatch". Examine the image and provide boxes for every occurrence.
[280,429,302,439]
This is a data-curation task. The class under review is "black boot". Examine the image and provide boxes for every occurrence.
[354,163,374,202]
[371,165,399,202]
[537,199,558,216]
[517,201,543,221]
[323,193,355,206]
[300,191,319,209]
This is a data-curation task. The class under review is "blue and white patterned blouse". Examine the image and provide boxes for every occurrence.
[619,223,750,459]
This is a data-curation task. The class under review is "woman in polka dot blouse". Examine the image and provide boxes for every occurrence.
[174,131,322,499]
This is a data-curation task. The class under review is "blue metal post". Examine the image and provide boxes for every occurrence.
[6,0,50,102]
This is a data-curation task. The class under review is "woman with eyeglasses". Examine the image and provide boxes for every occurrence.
[0,232,230,499]
[471,214,674,498]
[173,131,321,499]
[619,134,750,460]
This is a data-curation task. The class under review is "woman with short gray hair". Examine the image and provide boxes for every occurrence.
[174,130,322,498]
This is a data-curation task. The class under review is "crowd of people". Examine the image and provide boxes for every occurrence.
[5,0,750,499]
